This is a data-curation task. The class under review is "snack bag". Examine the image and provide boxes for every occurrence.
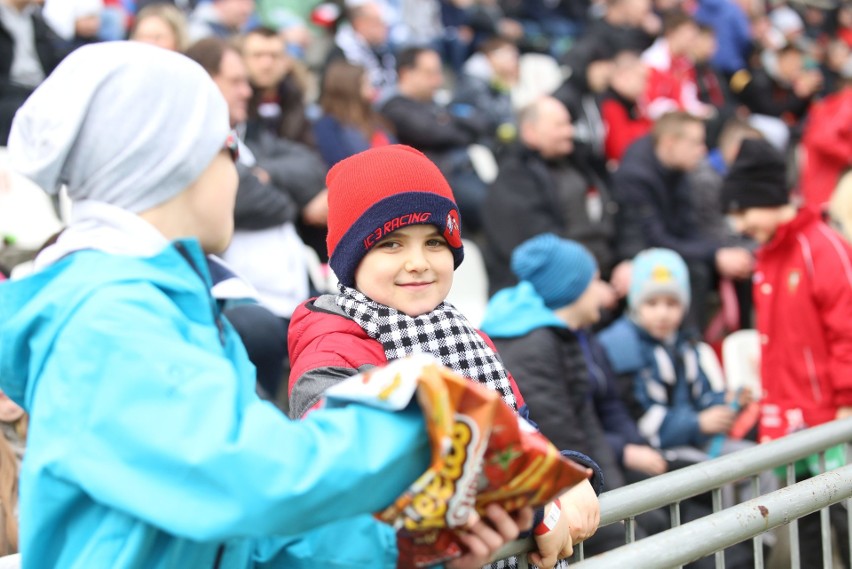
[322,354,592,568]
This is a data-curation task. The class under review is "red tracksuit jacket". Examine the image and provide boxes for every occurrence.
[754,208,852,442]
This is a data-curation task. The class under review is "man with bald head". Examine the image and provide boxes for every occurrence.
[481,96,622,295]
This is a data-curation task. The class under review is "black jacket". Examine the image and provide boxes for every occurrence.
[235,129,327,231]
[611,136,720,263]
[0,9,64,94]
[482,144,616,294]
[493,327,624,488]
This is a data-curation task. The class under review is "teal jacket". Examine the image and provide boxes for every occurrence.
[0,239,430,568]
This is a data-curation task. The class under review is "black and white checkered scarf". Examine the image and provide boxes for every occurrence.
[336,285,517,411]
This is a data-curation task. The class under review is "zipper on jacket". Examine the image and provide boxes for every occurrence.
[803,346,823,402]
[173,242,227,346]
[213,545,225,568]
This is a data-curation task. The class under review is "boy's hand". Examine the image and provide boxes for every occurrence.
[699,405,736,434]
[837,406,852,420]
[623,443,668,476]
[530,479,600,568]
[715,247,753,280]
[447,504,532,569]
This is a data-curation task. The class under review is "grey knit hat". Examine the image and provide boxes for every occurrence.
[9,41,229,213]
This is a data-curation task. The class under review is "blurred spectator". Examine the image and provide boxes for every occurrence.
[481,96,620,295]
[692,23,734,146]
[328,1,395,91]
[641,11,715,119]
[694,0,753,77]
[481,234,644,556]
[187,0,257,42]
[42,0,102,48]
[554,43,612,180]
[690,118,762,245]
[820,39,850,96]
[768,4,805,47]
[600,50,652,164]
[241,26,313,147]
[839,3,852,48]
[439,0,523,72]
[384,0,444,51]
[451,37,520,152]
[254,0,315,59]
[186,37,325,395]
[612,112,753,331]
[129,3,189,52]
[500,0,586,58]
[313,59,395,168]
[569,0,658,69]
[729,44,821,127]
[800,61,852,210]
[0,0,65,145]
[380,46,489,232]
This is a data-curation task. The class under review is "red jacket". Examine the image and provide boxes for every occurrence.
[754,208,852,442]
[288,295,525,419]
[600,96,653,163]
[800,87,852,210]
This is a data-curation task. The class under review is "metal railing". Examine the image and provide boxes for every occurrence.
[492,417,852,568]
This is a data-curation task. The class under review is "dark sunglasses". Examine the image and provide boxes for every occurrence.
[224,130,240,163]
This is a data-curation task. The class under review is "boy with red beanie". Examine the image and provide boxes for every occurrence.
[288,144,602,569]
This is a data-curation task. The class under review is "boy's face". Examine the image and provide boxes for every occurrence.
[556,274,611,328]
[635,294,685,341]
[354,224,454,317]
[729,208,781,244]
[183,149,239,254]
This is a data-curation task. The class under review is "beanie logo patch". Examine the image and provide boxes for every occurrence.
[363,212,433,249]
[651,265,674,283]
[444,210,462,249]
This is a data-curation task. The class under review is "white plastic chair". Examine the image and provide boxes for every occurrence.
[445,239,489,327]
[721,329,761,397]
[511,53,565,111]
[0,148,64,250]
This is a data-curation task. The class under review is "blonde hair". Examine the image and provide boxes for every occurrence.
[130,4,189,52]
[0,415,26,555]
[829,169,852,243]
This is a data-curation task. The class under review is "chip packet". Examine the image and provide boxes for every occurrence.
[322,354,592,568]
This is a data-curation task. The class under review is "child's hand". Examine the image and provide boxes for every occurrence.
[623,443,668,476]
[699,405,736,434]
[725,387,753,408]
[530,479,600,568]
[446,504,533,569]
[837,406,852,420]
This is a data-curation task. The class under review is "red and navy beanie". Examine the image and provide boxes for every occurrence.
[326,145,464,287]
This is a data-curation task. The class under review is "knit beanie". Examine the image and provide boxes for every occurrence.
[326,145,464,287]
[721,138,790,213]
[510,233,597,310]
[9,41,229,213]
[628,248,691,310]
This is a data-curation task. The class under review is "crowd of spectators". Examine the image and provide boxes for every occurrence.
[3,0,852,564]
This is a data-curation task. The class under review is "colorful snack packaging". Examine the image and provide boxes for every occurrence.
[321,354,592,568]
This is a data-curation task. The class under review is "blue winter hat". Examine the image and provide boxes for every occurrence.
[510,233,597,310]
[628,248,691,310]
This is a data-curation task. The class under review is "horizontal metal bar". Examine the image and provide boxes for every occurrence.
[571,464,852,569]
[491,418,852,564]
[598,417,852,526]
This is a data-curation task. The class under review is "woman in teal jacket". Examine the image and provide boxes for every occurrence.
[0,42,526,568]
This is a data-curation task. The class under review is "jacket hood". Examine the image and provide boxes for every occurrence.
[0,240,211,410]
[480,281,567,338]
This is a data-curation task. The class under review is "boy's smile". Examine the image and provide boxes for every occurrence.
[354,224,455,317]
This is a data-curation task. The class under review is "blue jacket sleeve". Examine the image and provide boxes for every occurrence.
[36,283,431,542]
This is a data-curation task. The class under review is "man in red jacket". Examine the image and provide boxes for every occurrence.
[721,138,852,568]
